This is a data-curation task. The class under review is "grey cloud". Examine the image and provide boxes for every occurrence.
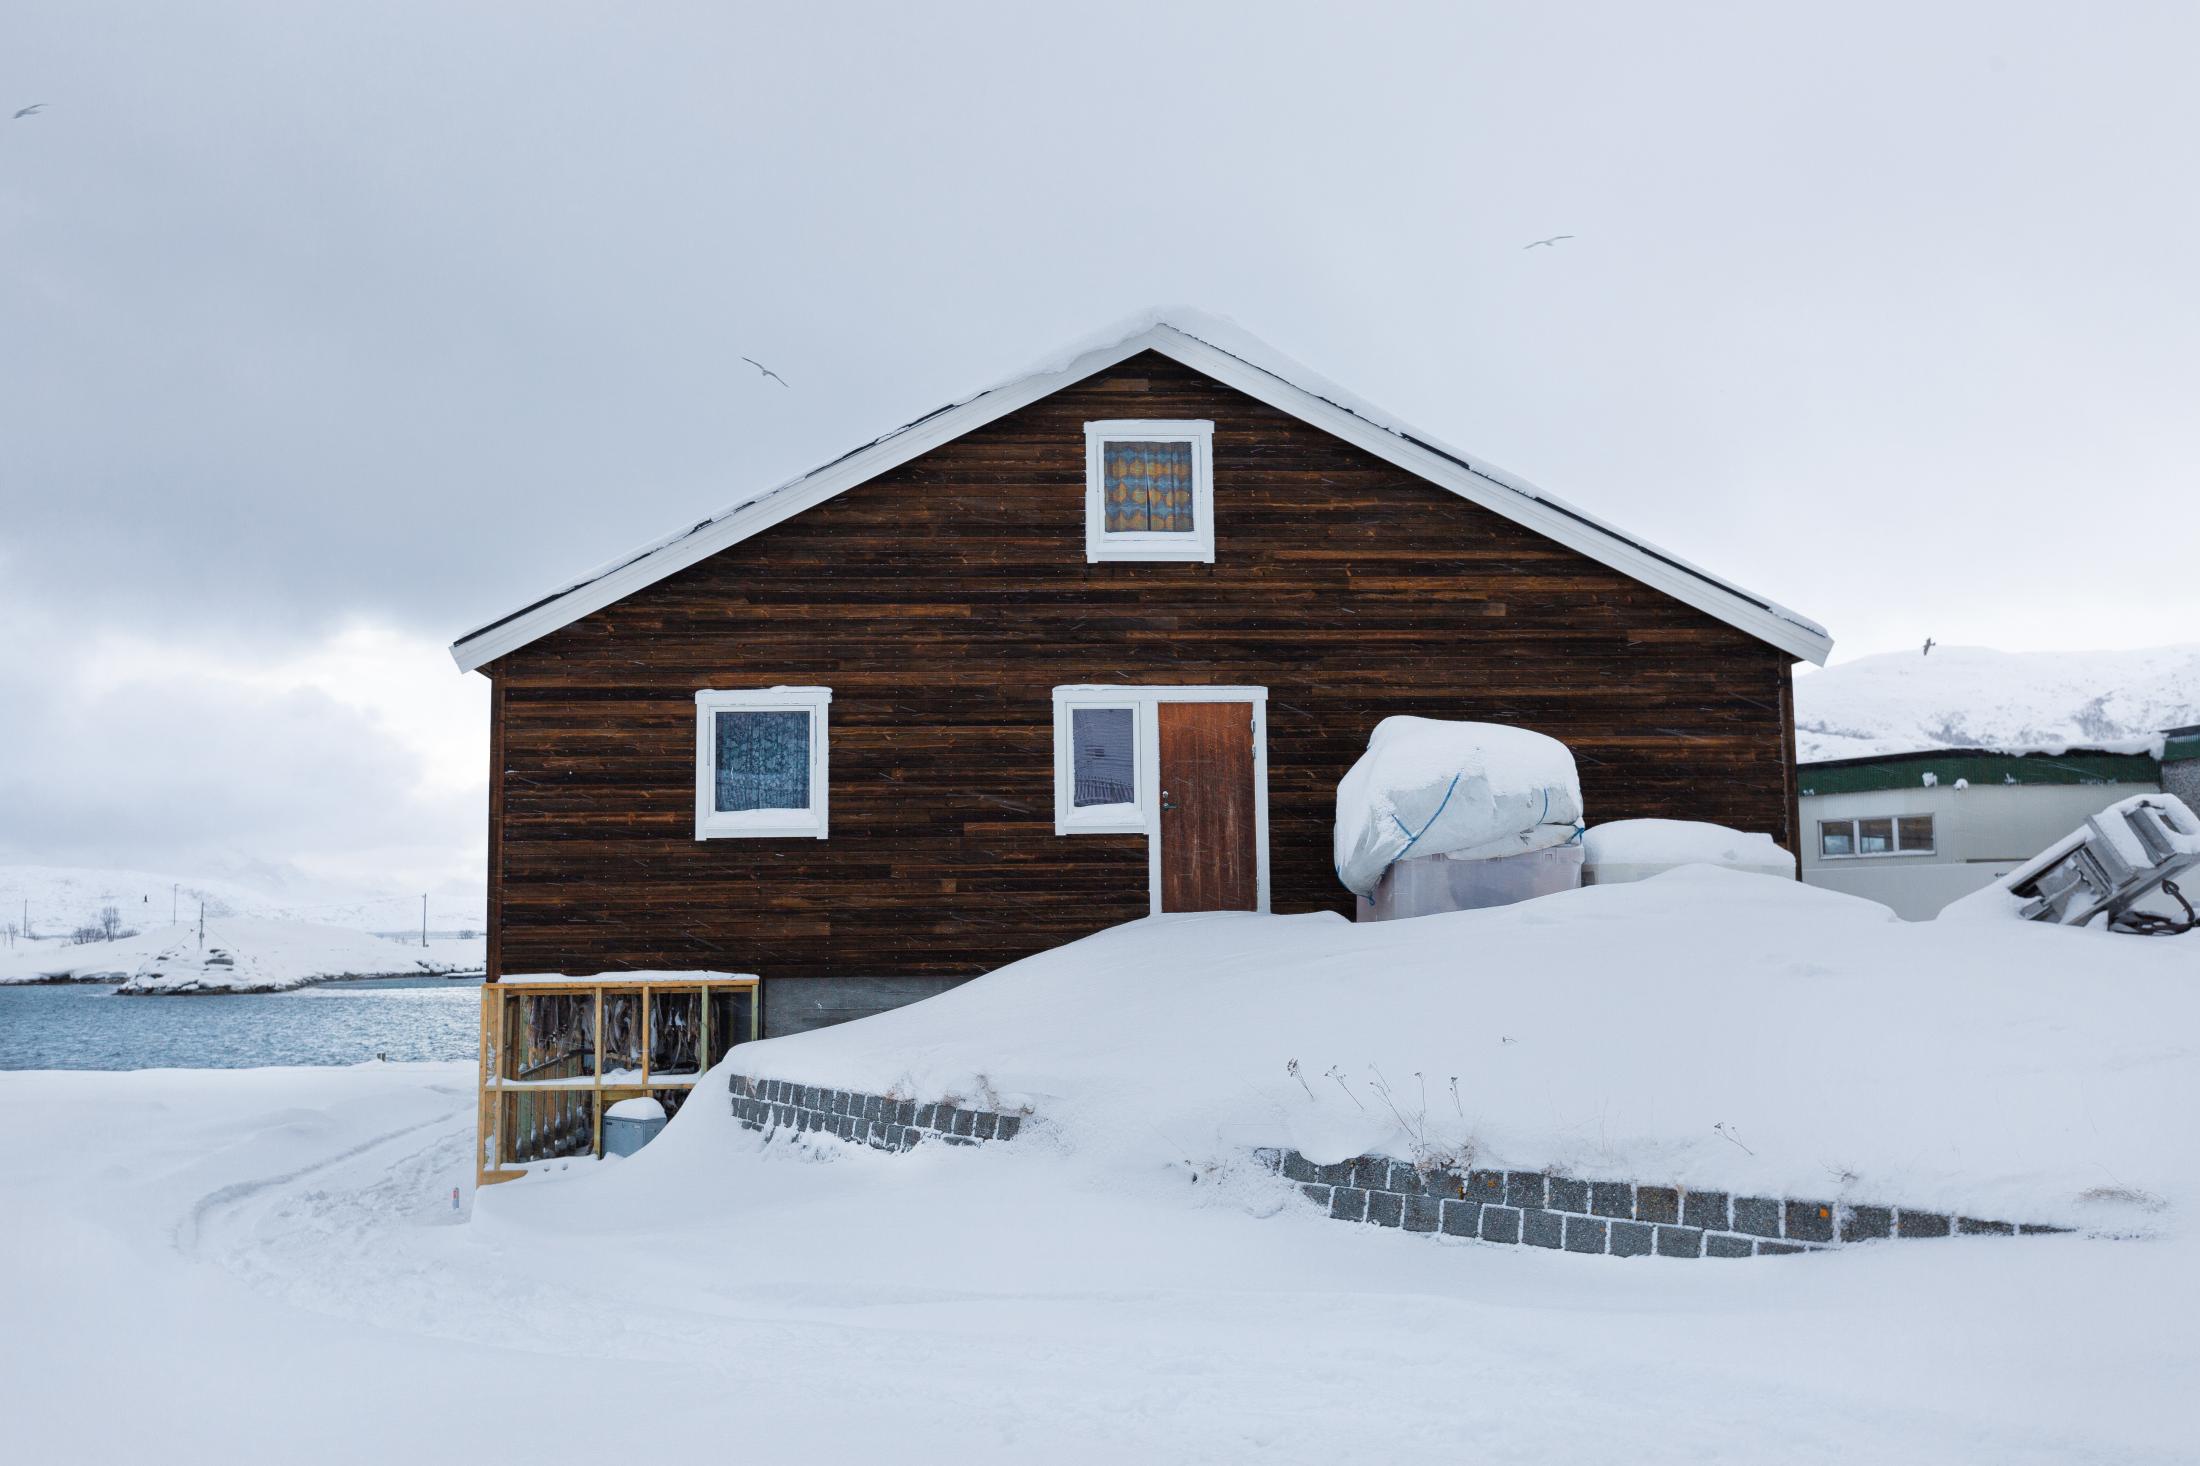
[1,2,2195,880]
[0,607,483,890]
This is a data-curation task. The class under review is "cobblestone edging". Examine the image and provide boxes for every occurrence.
[1260,1150,2068,1258]
[730,1073,1024,1152]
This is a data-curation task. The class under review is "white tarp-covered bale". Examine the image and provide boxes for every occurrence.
[1334,717,1584,902]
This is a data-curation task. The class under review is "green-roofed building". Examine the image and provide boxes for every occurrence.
[1799,742,2169,919]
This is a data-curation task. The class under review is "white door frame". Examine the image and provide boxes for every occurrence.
[1052,684,1270,915]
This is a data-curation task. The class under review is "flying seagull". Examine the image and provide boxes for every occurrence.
[1523,234,1574,249]
[13,104,46,119]
[741,356,789,388]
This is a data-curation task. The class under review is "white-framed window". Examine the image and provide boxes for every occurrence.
[694,687,831,840]
[1053,697,1145,833]
[1819,814,1934,859]
[1083,420,1215,563]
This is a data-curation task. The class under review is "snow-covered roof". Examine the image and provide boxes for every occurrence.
[449,310,1833,672]
[1797,746,2164,799]
[1801,741,2167,769]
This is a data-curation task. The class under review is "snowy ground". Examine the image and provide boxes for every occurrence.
[6,874,2192,1459]
[5,1059,2195,1464]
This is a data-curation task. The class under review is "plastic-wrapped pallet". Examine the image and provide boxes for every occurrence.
[1335,717,1584,916]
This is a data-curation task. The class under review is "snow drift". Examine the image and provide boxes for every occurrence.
[715,870,2196,1232]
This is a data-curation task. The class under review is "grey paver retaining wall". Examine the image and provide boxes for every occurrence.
[728,1074,2069,1257]
[730,1072,1023,1151]
[1261,1149,2068,1257]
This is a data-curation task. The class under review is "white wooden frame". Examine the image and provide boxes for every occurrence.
[694,686,832,839]
[1052,697,1146,834]
[1082,420,1216,563]
[1052,684,1270,914]
[1817,813,1935,859]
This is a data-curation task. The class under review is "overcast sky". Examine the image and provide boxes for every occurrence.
[4,1,2195,897]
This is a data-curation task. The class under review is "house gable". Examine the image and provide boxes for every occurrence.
[451,314,1830,672]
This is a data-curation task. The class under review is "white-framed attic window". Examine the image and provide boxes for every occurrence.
[1084,420,1215,563]
[694,687,831,840]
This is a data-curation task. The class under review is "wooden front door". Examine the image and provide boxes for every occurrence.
[1156,700,1259,912]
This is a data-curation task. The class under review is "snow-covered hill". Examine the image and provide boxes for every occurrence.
[0,917,483,992]
[1794,643,2200,762]
[0,862,484,940]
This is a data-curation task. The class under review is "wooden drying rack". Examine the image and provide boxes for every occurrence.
[476,975,761,1187]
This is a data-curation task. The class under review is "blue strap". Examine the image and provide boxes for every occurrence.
[1389,772,1463,861]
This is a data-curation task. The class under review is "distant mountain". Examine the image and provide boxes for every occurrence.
[1794,644,2200,763]
[0,863,484,941]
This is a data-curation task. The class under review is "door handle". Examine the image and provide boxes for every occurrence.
[1161,789,1178,812]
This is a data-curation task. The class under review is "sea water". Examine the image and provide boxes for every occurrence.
[0,976,483,1070]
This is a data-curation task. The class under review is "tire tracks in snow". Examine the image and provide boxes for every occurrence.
[175,1111,463,1259]
[174,1100,767,1362]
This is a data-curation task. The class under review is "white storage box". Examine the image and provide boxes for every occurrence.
[602,1096,668,1157]
[1356,843,1585,921]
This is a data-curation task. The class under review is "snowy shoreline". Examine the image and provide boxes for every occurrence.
[4,966,485,992]
[0,917,485,994]
[110,967,487,996]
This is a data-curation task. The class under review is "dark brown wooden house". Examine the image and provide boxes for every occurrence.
[452,315,1831,1039]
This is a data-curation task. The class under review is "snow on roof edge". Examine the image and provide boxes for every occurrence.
[1800,735,2170,767]
[450,309,1831,669]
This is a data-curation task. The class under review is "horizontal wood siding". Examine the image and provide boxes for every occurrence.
[491,353,1796,988]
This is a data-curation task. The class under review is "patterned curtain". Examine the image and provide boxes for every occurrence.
[715,710,811,812]
[1103,441,1196,533]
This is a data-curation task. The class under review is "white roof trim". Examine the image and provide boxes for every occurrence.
[451,316,1831,671]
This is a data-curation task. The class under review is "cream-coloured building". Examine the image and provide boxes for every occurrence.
[1798,746,2167,920]
[2163,724,2200,810]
